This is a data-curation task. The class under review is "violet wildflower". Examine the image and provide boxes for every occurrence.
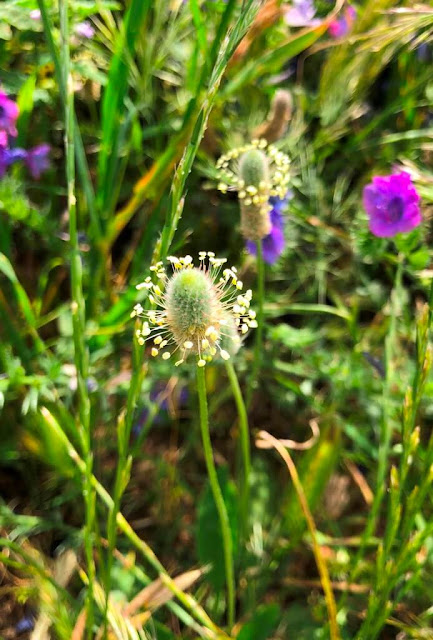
[328,5,356,39]
[0,145,27,178]
[246,193,291,264]
[75,21,95,38]
[285,0,321,27]
[25,144,50,179]
[363,171,421,238]
[0,91,19,137]
[30,9,41,20]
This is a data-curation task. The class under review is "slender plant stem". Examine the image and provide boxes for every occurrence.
[41,406,222,636]
[59,0,95,634]
[102,329,145,635]
[196,366,235,630]
[225,360,250,540]
[343,258,403,593]
[247,240,265,406]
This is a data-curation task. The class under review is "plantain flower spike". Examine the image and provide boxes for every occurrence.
[217,138,290,242]
[131,253,257,367]
[254,89,293,143]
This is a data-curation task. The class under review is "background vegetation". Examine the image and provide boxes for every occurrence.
[2,0,433,638]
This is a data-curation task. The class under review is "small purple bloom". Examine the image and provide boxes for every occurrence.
[285,0,321,27]
[25,144,50,179]
[246,192,292,264]
[0,145,27,178]
[328,5,356,39]
[75,21,95,38]
[363,171,421,238]
[0,91,19,137]
[30,9,41,20]
[15,614,35,634]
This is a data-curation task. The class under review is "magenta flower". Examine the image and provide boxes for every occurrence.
[25,144,50,179]
[363,171,421,238]
[0,91,19,137]
[246,193,292,264]
[74,21,95,38]
[328,5,356,39]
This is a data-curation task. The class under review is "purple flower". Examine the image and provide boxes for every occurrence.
[0,91,19,137]
[0,145,27,178]
[74,21,95,38]
[363,171,421,238]
[25,144,50,179]
[328,5,356,39]
[246,192,292,264]
[15,614,35,634]
[285,0,321,27]
[30,9,41,20]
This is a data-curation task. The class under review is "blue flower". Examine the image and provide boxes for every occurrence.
[0,143,27,177]
[25,144,50,179]
[246,192,292,264]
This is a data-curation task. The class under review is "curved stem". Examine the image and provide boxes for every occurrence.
[247,240,265,406]
[225,360,250,540]
[196,366,235,630]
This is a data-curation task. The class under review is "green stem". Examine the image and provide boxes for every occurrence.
[344,258,403,592]
[59,1,95,634]
[247,240,265,406]
[42,406,221,636]
[196,366,235,630]
[103,330,145,636]
[225,360,250,541]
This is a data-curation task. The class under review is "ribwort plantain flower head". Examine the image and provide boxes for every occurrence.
[217,139,290,242]
[131,253,257,367]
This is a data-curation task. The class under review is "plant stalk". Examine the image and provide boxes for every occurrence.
[59,0,95,634]
[196,365,235,630]
[225,359,250,541]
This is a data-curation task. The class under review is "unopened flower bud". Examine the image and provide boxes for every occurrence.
[254,89,293,143]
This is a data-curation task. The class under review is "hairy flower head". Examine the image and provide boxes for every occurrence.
[217,139,290,242]
[131,253,257,367]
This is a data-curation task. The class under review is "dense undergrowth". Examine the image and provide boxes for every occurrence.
[2,1,433,638]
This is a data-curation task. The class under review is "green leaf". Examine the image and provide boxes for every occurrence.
[270,324,320,349]
[196,466,238,591]
[237,603,280,640]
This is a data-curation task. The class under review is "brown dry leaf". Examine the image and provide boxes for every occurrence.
[124,567,205,616]
[71,609,87,640]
